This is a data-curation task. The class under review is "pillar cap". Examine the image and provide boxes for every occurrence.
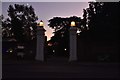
[37,20,44,27]
[71,21,76,27]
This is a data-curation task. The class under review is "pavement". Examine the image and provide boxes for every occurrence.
[2,56,120,79]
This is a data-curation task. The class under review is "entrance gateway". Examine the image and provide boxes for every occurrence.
[35,20,77,62]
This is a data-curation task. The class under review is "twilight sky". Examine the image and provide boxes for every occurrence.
[2,2,90,40]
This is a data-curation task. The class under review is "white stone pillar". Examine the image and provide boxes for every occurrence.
[35,26,45,61]
[69,27,77,61]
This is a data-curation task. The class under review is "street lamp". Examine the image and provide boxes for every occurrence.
[71,21,76,27]
[38,20,44,27]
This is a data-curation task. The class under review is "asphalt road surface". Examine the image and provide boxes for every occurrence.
[2,57,120,79]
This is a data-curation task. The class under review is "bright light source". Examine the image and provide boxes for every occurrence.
[30,27,33,30]
[9,50,13,53]
[77,30,81,33]
[64,48,67,51]
[53,50,55,53]
[71,21,76,27]
[39,20,44,26]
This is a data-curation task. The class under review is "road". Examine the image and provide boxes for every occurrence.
[2,57,120,79]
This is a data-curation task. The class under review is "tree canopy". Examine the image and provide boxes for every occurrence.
[82,2,120,41]
[48,16,81,32]
[48,16,82,56]
[48,16,82,42]
[2,4,38,42]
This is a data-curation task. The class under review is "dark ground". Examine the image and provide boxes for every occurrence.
[2,56,120,80]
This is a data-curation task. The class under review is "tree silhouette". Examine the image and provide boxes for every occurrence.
[48,16,81,35]
[80,9,90,33]
[80,2,120,62]
[6,4,38,42]
[2,4,38,59]
[48,16,81,56]
[1,15,13,39]
[83,2,119,40]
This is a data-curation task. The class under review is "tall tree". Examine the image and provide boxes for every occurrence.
[7,4,38,42]
[83,2,120,40]
[48,16,81,56]
[48,16,82,42]
[48,16,81,34]
[81,2,120,62]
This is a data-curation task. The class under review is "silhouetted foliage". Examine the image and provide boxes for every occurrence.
[2,15,12,39]
[48,16,82,56]
[82,2,119,41]
[4,4,38,42]
[2,4,38,59]
[80,2,120,62]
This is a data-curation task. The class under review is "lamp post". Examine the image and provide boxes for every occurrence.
[69,21,77,61]
[35,20,46,61]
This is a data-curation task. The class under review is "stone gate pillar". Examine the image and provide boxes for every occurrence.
[35,20,46,61]
[69,21,77,61]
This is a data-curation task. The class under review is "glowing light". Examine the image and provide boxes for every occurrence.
[10,50,13,53]
[64,48,67,51]
[53,50,55,53]
[77,30,81,33]
[71,21,76,27]
[30,27,33,30]
[39,20,44,26]
[48,43,52,46]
